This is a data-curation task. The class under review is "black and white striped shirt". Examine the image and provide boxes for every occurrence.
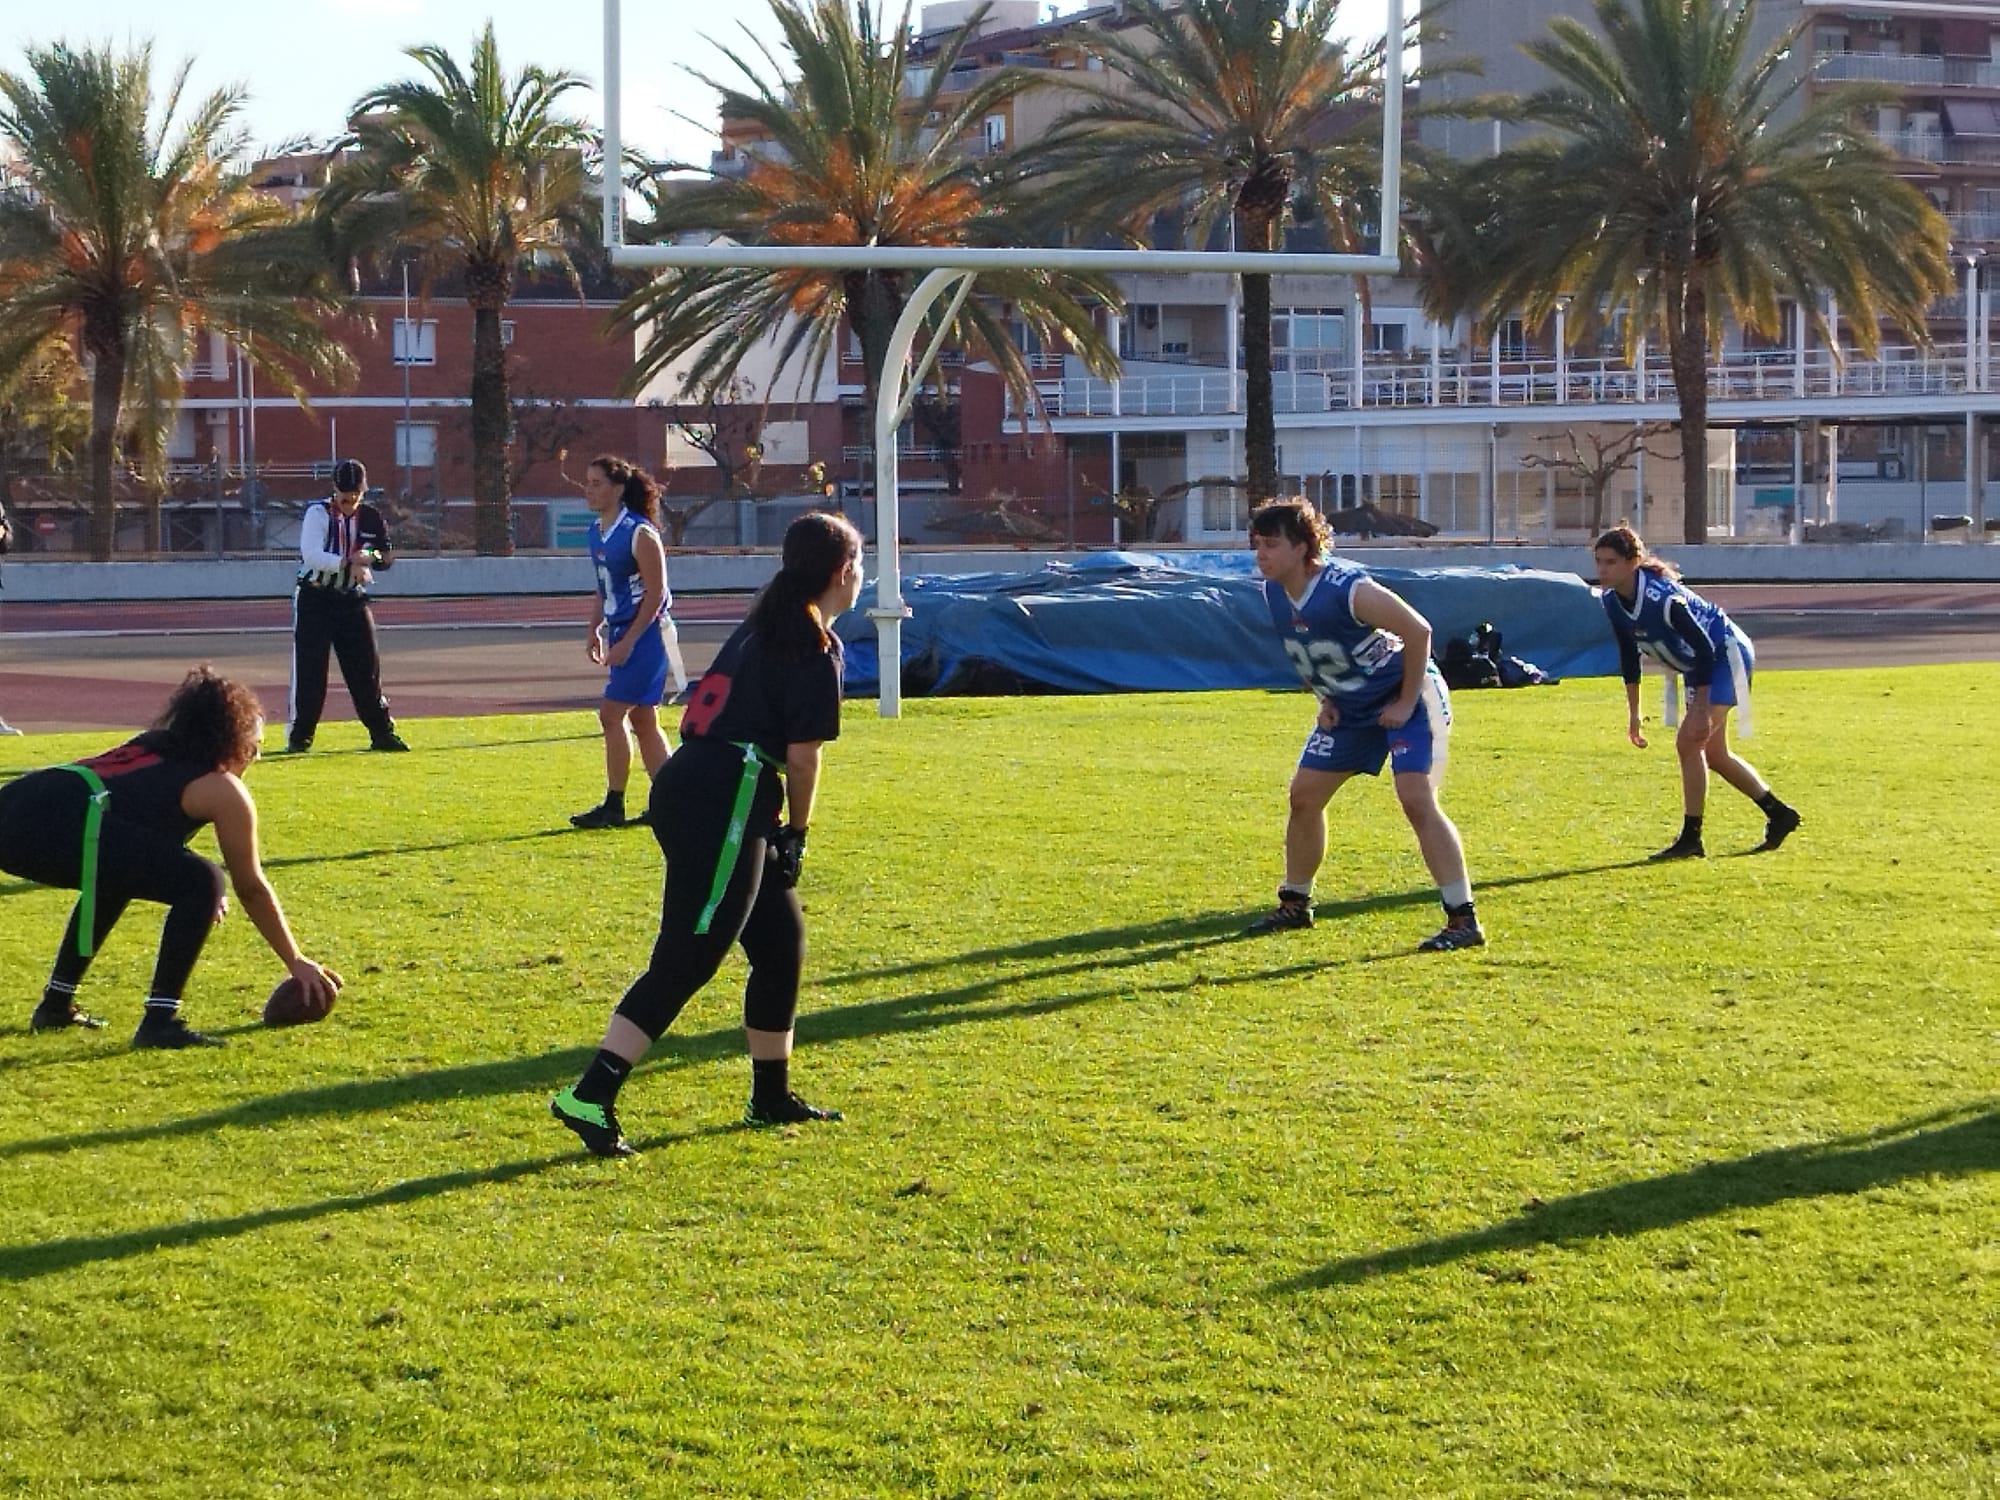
[297,499,391,595]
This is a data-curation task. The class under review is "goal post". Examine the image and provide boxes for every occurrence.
[600,0,1407,714]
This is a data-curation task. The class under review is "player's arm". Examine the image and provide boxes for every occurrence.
[1602,593,1647,745]
[1663,597,1715,742]
[182,773,341,1005]
[1350,578,1431,728]
[298,504,341,571]
[607,526,667,667]
[368,511,394,570]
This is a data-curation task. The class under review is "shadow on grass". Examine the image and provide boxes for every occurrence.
[1269,1098,2000,1293]
[0,1120,740,1283]
[263,824,591,871]
[0,930,1386,1160]
[816,857,1651,990]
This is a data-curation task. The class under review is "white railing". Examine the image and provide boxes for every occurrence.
[1036,344,1986,418]
[1877,128,2000,166]
[1947,211,2000,243]
[1815,51,2000,89]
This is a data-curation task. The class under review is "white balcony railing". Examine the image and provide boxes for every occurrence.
[1033,344,1991,420]
[1815,51,2000,90]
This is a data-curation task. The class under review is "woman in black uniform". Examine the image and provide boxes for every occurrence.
[0,668,342,1047]
[552,512,864,1154]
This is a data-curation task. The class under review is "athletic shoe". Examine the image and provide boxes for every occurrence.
[744,1091,843,1127]
[1756,804,1802,853]
[550,1087,636,1157]
[131,1013,225,1049]
[29,997,106,1031]
[283,738,313,754]
[1244,898,1314,934]
[1649,834,1706,862]
[1418,908,1486,952]
[369,733,411,753]
[0,719,21,735]
[568,802,625,830]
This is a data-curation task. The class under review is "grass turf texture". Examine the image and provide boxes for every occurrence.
[0,666,1994,1499]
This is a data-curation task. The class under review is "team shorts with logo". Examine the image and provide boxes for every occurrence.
[1298,672,1452,777]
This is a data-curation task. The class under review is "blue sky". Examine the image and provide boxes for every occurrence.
[4,0,1392,166]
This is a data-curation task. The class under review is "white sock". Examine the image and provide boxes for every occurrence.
[1439,880,1473,910]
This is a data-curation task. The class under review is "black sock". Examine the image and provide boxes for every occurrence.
[1755,790,1787,815]
[1277,884,1312,904]
[603,789,625,815]
[573,1049,632,1105]
[1679,815,1704,843]
[751,1056,790,1106]
[1445,900,1476,921]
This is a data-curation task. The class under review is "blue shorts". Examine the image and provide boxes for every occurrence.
[1686,632,1754,710]
[603,617,669,706]
[1298,671,1452,778]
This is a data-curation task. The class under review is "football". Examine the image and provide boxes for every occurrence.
[262,975,335,1028]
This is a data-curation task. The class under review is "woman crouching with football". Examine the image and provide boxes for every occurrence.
[0,669,342,1046]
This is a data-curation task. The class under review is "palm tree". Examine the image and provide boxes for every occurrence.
[618,1,1116,430]
[1018,0,1392,503]
[1413,0,1951,544]
[0,43,357,559]
[323,23,592,555]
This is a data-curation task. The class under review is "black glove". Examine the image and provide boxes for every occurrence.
[770,824,808,888]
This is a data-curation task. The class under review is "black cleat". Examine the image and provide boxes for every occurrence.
[1649,834,1706,862]
[550,1087,636,1157]
[568,802,625,830]
[1756,804,1801,853]
[369,733,411,753]
[283,738,313,754]
[1419,908,1486,952]
[744,1091,843,1127]
[29,997,106,1031]
[131,1013,225,1049]
[1244,898,1314,935]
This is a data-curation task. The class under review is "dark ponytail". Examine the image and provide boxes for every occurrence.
[589,454,660,528]
[744,512,863,660]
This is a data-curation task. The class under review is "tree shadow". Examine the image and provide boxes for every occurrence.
[1269,1099,2000,1294]
[263,825,586,871]
[815,858,1651,990]
[0,1120,740,1283]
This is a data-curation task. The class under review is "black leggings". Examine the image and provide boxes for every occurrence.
[613,742,805,1040]
[291,585,394,743]
[0,784,220,1001]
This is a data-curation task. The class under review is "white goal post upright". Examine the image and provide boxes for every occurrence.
[602,0,1406,715]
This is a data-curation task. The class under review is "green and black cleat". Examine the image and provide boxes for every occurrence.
[550,1086,637,1157]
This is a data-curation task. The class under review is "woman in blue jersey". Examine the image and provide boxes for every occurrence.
[550,513,862,1154]
[1593,526,1801,860]
[571,455,675,829]
[1246,498,1484,951]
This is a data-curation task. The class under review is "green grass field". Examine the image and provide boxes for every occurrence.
[1,666,1995,1498]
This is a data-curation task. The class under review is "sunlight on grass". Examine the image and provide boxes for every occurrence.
[1,667,1994,1497]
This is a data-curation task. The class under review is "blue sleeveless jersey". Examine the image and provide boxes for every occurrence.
[1263,560,1407,714]
[1601,571,1742,684]
[590,510,669,629]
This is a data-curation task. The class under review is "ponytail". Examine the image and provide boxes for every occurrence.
[588,454,660,528]
[744,512,863,660]
[1594,524,1680,581]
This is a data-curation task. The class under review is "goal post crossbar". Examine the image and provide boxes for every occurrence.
[599,0,1407,715]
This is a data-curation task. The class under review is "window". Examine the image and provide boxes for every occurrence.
[1497,318,1528,358]
[395,422,439,467]
[500,320,516,346]
[1368,322,1409,355]
[982,114,1007,152]
[392,319,437,366]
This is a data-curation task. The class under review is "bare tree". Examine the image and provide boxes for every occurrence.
[510,392,590,493]
[1520,423,1680,533]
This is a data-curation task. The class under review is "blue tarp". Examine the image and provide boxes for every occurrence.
[835,551,1618,696]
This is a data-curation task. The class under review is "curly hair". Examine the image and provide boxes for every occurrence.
[1594,524,1680,580]
[146,668,265,770]
[589,454,661,527]
[1249,497,1332,560]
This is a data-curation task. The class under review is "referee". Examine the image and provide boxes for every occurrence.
[287,458,408,753]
